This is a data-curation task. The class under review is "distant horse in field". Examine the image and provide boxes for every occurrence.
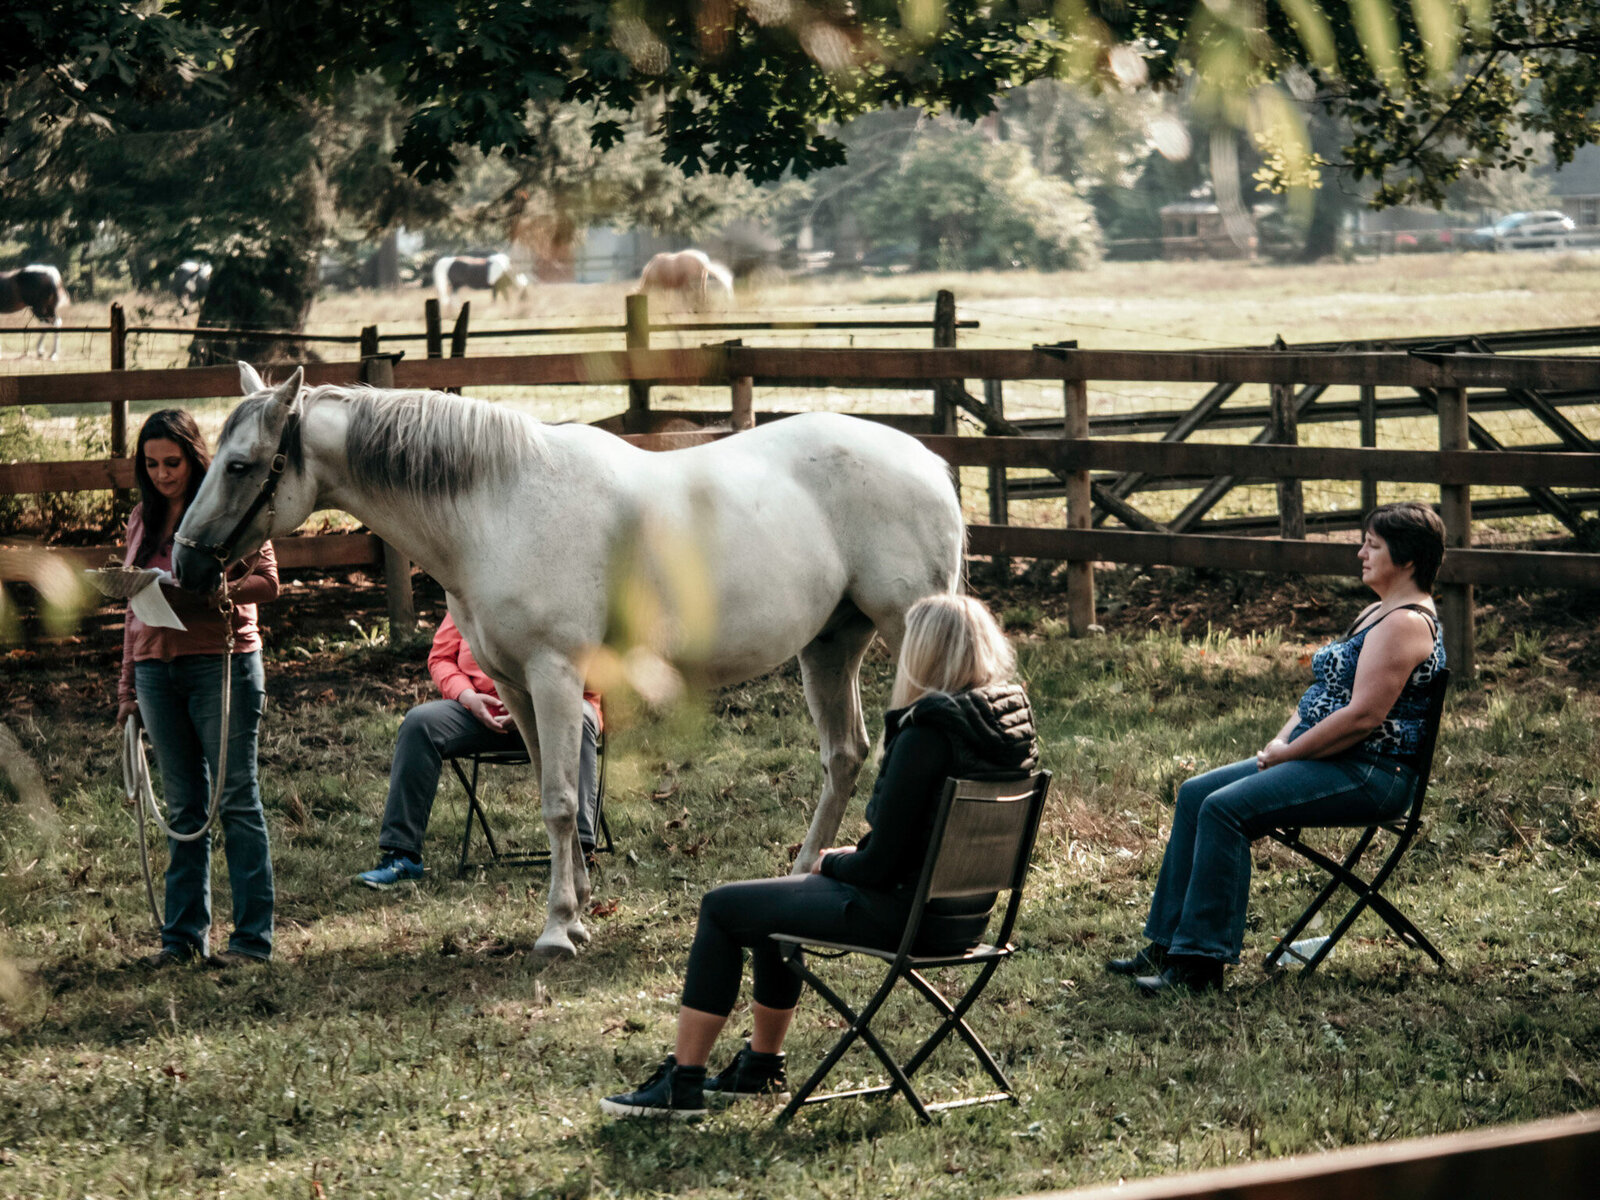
[432,254,527,315]
[171,261,213,316]
[1,265,70,360]
[174,364,964,957]
[636,250,734,310]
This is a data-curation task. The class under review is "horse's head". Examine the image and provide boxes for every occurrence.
[173,362,311,593]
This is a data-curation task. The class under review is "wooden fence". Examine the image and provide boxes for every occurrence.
[989,323,1600,538]
[5,313,1600,675]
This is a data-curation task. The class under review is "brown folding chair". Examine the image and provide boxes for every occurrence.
[450,708,614,877]
[1264,668,1451,975]
[772,771,1052,1123]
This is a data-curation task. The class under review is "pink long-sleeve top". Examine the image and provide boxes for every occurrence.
[429,614,602,729]
[118,503,279,705]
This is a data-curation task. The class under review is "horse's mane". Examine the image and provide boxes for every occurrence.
[223,385,543,502]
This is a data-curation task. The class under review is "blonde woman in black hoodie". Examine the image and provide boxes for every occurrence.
[601,593,1038,1119]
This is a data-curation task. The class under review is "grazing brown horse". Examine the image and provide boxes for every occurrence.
[635,250,734,310]
[1,265,69,360]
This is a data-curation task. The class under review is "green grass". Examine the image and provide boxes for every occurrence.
[3,608,1598,1198]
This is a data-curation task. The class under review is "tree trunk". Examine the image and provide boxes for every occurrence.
[188,157,329,366]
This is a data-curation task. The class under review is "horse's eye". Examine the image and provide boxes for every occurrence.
[226,460,251,476]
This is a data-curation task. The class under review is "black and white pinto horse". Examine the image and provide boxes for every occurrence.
[171,261,213,316]
[1,265,70,360]
[432,254,527,315]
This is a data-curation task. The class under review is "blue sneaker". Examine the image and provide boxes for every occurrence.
[356,853,424,889]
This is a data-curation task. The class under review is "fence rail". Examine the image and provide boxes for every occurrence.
[1026,1109,1600,1200]
[6,300,1599,675]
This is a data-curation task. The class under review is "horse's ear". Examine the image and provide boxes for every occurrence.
[238,361,266,395]
[274,366,305,409]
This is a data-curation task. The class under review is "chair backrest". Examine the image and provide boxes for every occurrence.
[924,775,1051,899]
[897,772,1051,956]
[1405,667,1451,810]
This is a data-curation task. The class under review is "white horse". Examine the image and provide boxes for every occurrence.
[173,365,964,957]
[636,250,735,310]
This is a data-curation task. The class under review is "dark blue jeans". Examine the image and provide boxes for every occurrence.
[378,698,601,859]
[1143,754,1415,963]
[136,651,272,960]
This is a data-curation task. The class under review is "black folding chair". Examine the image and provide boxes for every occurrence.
[1263,668,1451,976]
[771,771,1052,1124]
[449,710,614,878]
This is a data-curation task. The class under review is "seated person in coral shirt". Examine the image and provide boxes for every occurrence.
[357,613,602,887]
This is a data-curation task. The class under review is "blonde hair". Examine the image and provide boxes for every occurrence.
[889,594,1016,710]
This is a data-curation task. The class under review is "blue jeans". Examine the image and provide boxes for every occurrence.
[135,651,273,960]
[378,698,602,859]
[1143,753,1415,963]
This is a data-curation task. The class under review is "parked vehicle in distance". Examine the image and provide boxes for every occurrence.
[1461,211,1577,251]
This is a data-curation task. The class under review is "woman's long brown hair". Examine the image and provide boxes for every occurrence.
[132,409,210,566]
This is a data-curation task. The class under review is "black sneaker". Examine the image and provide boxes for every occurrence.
[1107,942,1168,977]
[599,1055,707,1120]
[705,1042,789,1103]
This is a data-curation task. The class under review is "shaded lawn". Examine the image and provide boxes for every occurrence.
[2,596,1599,1198]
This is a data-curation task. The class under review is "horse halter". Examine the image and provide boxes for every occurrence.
[175,409,301,566]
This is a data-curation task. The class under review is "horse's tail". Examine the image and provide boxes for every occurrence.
[432,257,454,305]
[26,264,69,311]
[705,258,734,297]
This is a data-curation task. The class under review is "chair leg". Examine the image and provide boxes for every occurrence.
[1267,829,1444,974]
[1265,828,1379,973]
[1362,891,1448,967]
[450,758,479,877]
[900,963,1015,1099]
[777,961,925,1122]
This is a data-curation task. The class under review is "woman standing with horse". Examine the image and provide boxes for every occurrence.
[115,409,280,968]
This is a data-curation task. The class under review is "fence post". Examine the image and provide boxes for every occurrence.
[984,379,1010,580]
[359,325,379,359]
[933,289,961,508]
[445,302,470,394]
[360,350,416,639]
[1438,385,1474,677]
[1064,377,1095,635]
[1359,383,1379,514]
[109,303,128,459]
[625,293,651,433]
[933,289,958,430]
[424,298,443,359]
[1270,344,1305,538]
[730,374,754,431]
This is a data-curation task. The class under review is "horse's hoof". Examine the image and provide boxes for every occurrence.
[568,921,591,946]
[532,932,578,959]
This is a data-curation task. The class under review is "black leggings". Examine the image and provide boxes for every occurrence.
[681,874,911,1015]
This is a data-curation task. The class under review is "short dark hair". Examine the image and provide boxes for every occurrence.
[1363,502,1446,592]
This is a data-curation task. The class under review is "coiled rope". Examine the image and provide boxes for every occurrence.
[120,583,235,930]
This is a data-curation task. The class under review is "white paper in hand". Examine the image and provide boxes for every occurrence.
[84,567,187,631]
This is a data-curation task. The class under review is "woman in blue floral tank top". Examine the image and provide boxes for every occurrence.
[1108,502,1447,995]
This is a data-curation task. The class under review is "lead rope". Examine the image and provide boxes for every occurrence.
[124,577,237,930]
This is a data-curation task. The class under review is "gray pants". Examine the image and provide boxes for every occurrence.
[379,698,601,859]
